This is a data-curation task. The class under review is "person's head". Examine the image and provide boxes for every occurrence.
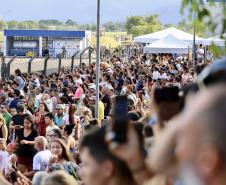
[35,87,42,95]
[85,76,93,84]
[88,96,96,105]
[17,104,25,114]
[127,85,133,93]
[42,91,51,101]
[10,107,17,116]
[153,86,181,123]
[14,89,20,97]
[79,126,135,185]
[175,85,226,184]
[33,172,48,185]
[101,86,109,95]
[34,136,48,151]
[45,112,54,125]
[50,139,71,161]
[6,143,16,154]
[24,116,34,130]
[63,125,74,137]
[104,74,111,82]
[15,69,22,76]
[41,171,77,185]
[49,129,63,141]
[39,102,49,112]
[55,104,64,115]
[68,104,77,117]
[0,103,8,114]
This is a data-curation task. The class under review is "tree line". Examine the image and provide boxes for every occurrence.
[0,15,206,37]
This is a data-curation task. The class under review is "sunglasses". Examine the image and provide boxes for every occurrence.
[47,134,57,138]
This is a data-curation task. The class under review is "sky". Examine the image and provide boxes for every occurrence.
[0,0,186,24]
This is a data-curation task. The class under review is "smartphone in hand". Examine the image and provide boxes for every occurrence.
[14,125,23,129]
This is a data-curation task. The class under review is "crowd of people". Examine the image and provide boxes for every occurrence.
[0,51,225,185]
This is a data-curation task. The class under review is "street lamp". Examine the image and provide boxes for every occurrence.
[192,12,196,67]
[1,9,13,53]
[95,0,101,119]
[1,9,13,32]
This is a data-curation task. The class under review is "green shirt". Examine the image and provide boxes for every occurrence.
[3,112,12,129]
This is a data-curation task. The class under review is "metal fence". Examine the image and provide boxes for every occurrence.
[1,47,96,78]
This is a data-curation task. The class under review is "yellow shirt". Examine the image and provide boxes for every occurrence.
[99,101,105,121]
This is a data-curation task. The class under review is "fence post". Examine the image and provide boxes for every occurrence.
[28,56,35,74]
[71,51,79,72]
[43,56,50,75]
[80,47,91,68]
[58,54,62,74]
[88,47,95,65]
[7,56,16,78]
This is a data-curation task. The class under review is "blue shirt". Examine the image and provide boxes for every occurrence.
[17,76,25,90]
[54,113,65,128]
[9,98,20,109]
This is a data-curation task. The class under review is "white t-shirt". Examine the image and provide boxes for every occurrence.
[196,48,204,59]
[152,71,161,80]
[161,73,168,80]
[128,93,137,105]
[176,64,183,71]
[0,150,9,173]
[33,150,52,171]
[35,78,40,87]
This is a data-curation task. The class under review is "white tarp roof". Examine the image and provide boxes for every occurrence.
[143,34,191,54]
[202,35,225,46]
[134,27,204,44]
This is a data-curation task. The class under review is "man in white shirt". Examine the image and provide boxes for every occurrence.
[196,44,204,63]
[152,67,161,80]
[24,136,52,178]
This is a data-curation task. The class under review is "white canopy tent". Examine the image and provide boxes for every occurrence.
[134,27,204,44]
[202,36,225,47]
[143,34,191,54]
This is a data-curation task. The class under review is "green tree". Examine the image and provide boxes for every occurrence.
[65,19,77,26]
[17,22,29,29]
[0,20,7,31]
[23,21,39,29]
[38,20,63,26]
[181,0,226,55]
[103,22,118,31]
[7,20,18,29]
[126,16,147,34]
[126,15,162,36]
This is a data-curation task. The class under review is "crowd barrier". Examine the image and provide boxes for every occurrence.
[1,47,96,78]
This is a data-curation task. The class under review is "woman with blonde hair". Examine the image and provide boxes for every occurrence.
[0,113,8,141]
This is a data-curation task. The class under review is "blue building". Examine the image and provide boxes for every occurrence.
[3,29,91,57]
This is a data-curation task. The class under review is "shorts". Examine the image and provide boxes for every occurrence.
[17,156,33,166]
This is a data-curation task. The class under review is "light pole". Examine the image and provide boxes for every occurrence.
[1,10,13,32]
[95,0,101,119]
[192,12,196,67]
[1,10,13,53]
